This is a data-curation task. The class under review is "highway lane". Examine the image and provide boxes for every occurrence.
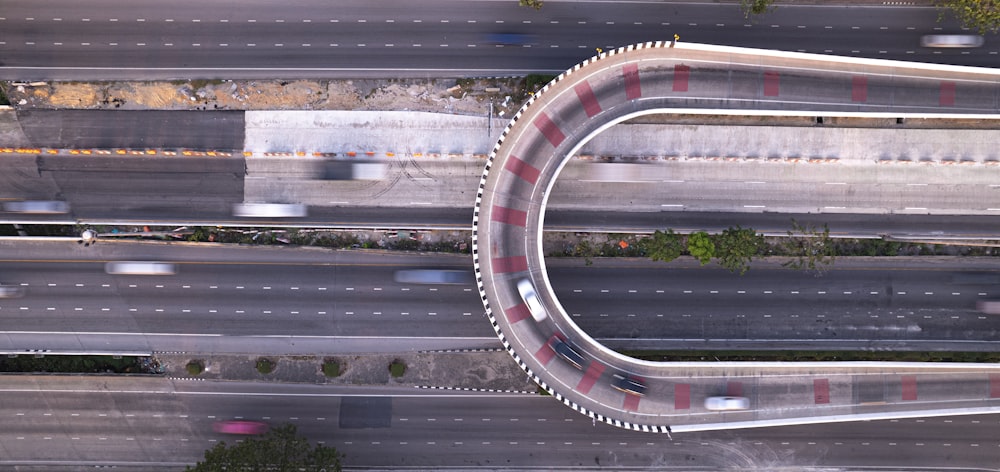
[4,154,1000,238]
[0,241,998,353]
[1,377,998,470]
[1,0,996,80]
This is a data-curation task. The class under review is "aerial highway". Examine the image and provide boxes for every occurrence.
[473,41,1000,430]
[0,0,995,80]
[1,376,998,470]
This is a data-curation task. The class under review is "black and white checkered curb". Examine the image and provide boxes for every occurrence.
[415,385,534,394]
[417,348,505,354]
[472,41,674,434]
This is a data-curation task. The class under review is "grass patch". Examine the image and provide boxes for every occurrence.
[536,385,551,396]
[0,84,9,106]
[256,357,275,374]
[186,360,205,376]
[389,359,406,378]
[621,349,1000,363]
[322,359,342,378]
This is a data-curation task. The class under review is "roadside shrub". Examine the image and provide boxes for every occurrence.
[322,359,342,378]
[256,357,275,374]
[186,360,205,376]
[389,359,406,378]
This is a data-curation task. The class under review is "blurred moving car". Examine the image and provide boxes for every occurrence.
[0,285,25,298]
[517,279,547,322]
[704,396,750,411]
[3,200,70,214]
[105,261,178,275]
[550,339,586,370]
[977,300,1000,315]
[611,374,646,396]
[920,34,984,48]
[213,420,269,435]
[322,161,388,180]
[232,203,308,218]
[484,32,534,45]
[394,269,474,285]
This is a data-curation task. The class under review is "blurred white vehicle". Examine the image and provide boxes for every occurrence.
[0,285,25,298]
[105,261,178,275]
[3,200,70,214]
[920,34,984,48]
[232,203,307,218]
[516,279,546,322]
[704,396,750,411]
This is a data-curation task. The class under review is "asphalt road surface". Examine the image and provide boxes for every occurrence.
[15,110,245,150]
[0,0,996,80]
[3,154,1000,239]
[0,241,997,354]
[1,377,997,470]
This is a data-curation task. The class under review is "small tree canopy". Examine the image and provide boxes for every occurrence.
[187,423,342,472]
[936,0,1000,34]
[642,229,684,263]
[519,0,544,10]
[781,219,836,273]
[687,231,716,265]
[715,226,764,275]
[740,0,775,18]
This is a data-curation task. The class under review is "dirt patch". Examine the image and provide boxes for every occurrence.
[6,77,536,117]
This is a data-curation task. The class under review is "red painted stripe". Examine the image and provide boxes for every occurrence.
[491,205,527,227]
[533,113,566,148]
[504,303,530,324]
[814,378,830,404]
[940,81,956,106]
[623,63,642,99]
[674,383,690,410]
[852,76,868,102]
[763,71,780,97]
[575,362,605,394]
[991,374,1000,398]
[673,65,690,92]
[534,341,556,364]
[726,381,743,397]
[574,82,602,118]
[504,155,541,185]
[901,375,917,401]
[491,256,528,274]
[623,392,641,412]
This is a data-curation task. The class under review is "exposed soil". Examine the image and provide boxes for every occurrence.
[5,77,549,118]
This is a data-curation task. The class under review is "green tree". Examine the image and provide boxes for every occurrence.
[686,231,715,265]
[187,424,342,472]
[740,0,775,18]
[781,219,836,273]
[715,226,764,275]
[642,229,684,263]
[936,0,1000,34]
[519,0,544,10]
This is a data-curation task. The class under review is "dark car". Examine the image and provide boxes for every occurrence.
[484,33,534,46]
[550,339,586,370]
[611,374,646,397]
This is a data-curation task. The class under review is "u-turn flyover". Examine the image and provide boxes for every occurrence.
[473,42,1000,433]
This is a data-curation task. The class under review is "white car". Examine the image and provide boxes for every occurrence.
[0,285,24,298]
[920,34,984,48]
[516,279,546,322]
[3,200,70,214]
[105,261,178,276]
[704,396,750,411]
